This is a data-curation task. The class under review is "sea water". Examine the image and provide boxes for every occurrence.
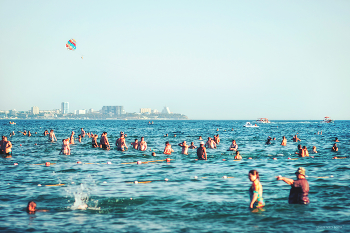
[0,120,349,232]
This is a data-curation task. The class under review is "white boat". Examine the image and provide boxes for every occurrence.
[243,122,259,128]
[257,118,270,123]
[321,116,334,123]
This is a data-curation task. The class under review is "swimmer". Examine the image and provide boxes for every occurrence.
[205,137,216,149]
[276,167,310,204]
[80,128,85,138]
[26,201,48,214]
[59,138,71,155]
[131,139,139,150]
[70,131,75,144]
[292,134,301,142]
[22,130,27,136]
[152,152,156,156]
[266,136,272,145]
[48,129,57,142]
[214,134,220,144]
[295,145,304,157]
[189,142,197,149]
[198,136,203,140]
[100,132,110,150]
[234,151,242,160]
[163,141,174,155]
[116,133,128,151]
[312,146,317,153]
[178,141,190,155]
[164,134,168,137]
[302,146,309,157]
[248,170,265,208]
[138,137,147,151]
[227,140,238,151]
[335,137,339,142]
[332,143,338,152]
[43,130,49,136]
[28,131,31,137]
[174,134,176,137]
[196,142,207,160]
[281,136,287,146]
[92,134,99,148]
[78,135,82,143]
[1,136,12,158]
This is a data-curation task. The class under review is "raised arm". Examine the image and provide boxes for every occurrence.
[276,176,294,185]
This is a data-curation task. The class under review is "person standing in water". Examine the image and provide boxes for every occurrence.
[227,140,238,151]
[1,136,12,158]
[281,136,287,146]
[70,131,75,145]
[92,134,99,148]
[332,143,338,152]
[196,141,207,160]
[116,133,128,151]
[248,170,265,208]
[163,141,174,155]
[60,139,71,155]
[189,142,197,149]
[49,130,57,142]
[80,128,85,138]
[178,141,190,155]
[234,151,242,160]
[131,139,139,150]
[276,167,310,204]
[100,132,110,150]
[138,137,147,151]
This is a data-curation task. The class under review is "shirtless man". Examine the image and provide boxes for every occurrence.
[2,136,12,158]
[227,140,238,151]
[295,145,304,157]
[335,137,339,142]
[163,141,174,155]
[302,146,309,157]
[70,131,75,144]
[49,130,57,142]
[281,136,287,146]
[197,142,207,160]
[198,136,203,140]
[116,133,128,151]
[100,132,110,150]
[189,142,197,149]
[80,128,85,138]
[138,137,147,151]
[205,137,217,149]
[178,141,190,155]
[28,131,32,137]
[59,139,71,155]
[131,139,139,149]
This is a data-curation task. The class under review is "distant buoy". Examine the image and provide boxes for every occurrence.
[273,158,277,160]
[288,157,291,160]
[150,149,151,151]
[34,143,37,146]
[194,176,198,179]
[77,161,82,164]
[134,181,138,184]
[223,176,228,179]
[248,157,252,160]
[45,162,50,166]
[14,163,18,165]
[137,161,142,165]
[222,159,226,161]
[20,144,22,146]
[311,156,314,158]
[166,158,171,162]
[107,161,112,164]
[38,184,42,186]
[164,178,169,181]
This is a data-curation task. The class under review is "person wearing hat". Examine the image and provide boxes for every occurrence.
[197,141,207,160]
[276,167,310,204]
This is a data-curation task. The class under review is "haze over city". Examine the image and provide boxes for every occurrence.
[1,1,349,120]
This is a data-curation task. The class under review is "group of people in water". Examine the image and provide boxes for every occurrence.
[2,126,343,213]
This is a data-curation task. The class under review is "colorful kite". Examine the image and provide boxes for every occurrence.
[66,39,76,50]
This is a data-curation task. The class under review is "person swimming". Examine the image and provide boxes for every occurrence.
[281,136,287,146]
[234,151,242,160]
[26,201,48,214]
[332,143,338,152]
[189,142,197,149]
[248,170,265,208]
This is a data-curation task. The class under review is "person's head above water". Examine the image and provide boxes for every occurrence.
[248,170,259,181]
[295,167,306,179]
[27,201,36,213]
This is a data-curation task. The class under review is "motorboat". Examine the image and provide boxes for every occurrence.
[257,118,270,123]
[243,122,259,127]
[321,116,334,123]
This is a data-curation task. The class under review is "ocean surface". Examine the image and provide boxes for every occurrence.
[0,120,349,232]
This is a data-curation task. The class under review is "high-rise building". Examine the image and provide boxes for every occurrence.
[162,106,171,114]
[31,106,39,115]
[102,106,124,115]
[61,102,69,114]
[140,108,152,114]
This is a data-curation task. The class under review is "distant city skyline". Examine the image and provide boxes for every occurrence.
[1,1,349,120]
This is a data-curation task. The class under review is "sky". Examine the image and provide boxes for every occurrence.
[0,0,349,120]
